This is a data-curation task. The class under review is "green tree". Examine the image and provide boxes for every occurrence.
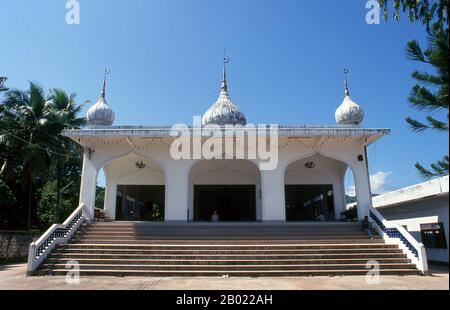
[0,178,16,227]
[378,0,448,34]
[379,0,449,179]
[47,89,85,222]
[37,178,81,230]
[95,186,106,210]
[0,77,8,92]
[0,83,85,228]
[405,28,449,178]
[1,83,55,228]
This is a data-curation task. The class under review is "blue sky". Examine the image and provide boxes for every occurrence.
[1,0,448,192]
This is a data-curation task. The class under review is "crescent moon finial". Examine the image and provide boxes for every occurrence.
[101,69,110,99]
[343,67,350,96]
[221,49,229,91]
[223,48,230,64]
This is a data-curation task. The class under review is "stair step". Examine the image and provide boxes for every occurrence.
[72,239,379,244]
[41,263,417,271]
[50,253,407,260]
[81,228,365,232]
[34,222,419,277]
[77,235,373,239]
[38,268,421,277]
[59,243,395,250]
[73,240,383,245]
[76,232,376,240]
[46,258,411,265]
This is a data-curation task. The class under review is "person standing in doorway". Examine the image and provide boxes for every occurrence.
[211,211,219,222]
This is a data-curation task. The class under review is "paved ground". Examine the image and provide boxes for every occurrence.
[0,264,448,290]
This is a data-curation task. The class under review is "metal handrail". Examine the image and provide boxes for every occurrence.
[26,203,88,275]
[368,205,428,273]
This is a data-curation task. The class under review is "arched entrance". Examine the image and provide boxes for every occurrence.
[284,153,354,221]
[188,160,261,222]
[102,154,166,221]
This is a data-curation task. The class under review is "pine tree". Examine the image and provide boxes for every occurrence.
[0,77,8,92]
[379,0,449,179]
[378,0,448,34]
[406,26,449,179]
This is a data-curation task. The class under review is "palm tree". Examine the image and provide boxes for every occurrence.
[1,83,86,228]
[1,83,57,228]
[47,89,85,222]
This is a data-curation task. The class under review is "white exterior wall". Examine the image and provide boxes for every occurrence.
[374,176,450,263]
[78,135,373,222]
[377,196,449,263]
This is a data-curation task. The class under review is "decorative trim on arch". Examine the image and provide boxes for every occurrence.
[193,166,258,185]
[282,150,357,178]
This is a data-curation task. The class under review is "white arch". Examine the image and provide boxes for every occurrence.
[188,159,262,221]
[283,150,355,175]
[283,152,355,220]
[100,151,167,221]
[99,149,167,173]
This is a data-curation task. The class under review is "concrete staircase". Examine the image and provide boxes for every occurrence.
[38,222,420,276]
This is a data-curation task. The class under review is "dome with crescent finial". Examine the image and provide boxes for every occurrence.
[202,57,246,126]
[86,70,115,127]
[335,71,364,126]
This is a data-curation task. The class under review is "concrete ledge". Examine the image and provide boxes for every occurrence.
[373,176,449,209]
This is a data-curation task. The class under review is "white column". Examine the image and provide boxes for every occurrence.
[332,172,347,220]
[165,161,190,222]
[104,179,117,220]
[353,164,373,221]
[79,153,99,221]
[260,168,285,222]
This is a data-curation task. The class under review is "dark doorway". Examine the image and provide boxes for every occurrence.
[194,185,256,222]
[116,185,165,221]
[285,185,335,221]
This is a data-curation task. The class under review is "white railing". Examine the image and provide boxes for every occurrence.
[368,205,428,273]
[26,203,90,275]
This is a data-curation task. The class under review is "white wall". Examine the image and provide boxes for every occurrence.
[378,195,449,263]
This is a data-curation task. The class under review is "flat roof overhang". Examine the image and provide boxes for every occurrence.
[63,125,390,146]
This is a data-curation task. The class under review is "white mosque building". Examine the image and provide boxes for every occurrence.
[27,60,431,276]
[66,63,384,224]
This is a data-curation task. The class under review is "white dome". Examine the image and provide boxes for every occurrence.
[202,65,246,126]
[86,69,115,127]
[335,95,364,126]
[335,74,364,126]
[86,97,115,126]
[202,88,246,126]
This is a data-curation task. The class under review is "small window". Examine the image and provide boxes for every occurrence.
[421,223,448,249]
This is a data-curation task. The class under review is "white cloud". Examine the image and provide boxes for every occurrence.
[346,185,356,197]
[370,171,393,194]
[346,171,393,196]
